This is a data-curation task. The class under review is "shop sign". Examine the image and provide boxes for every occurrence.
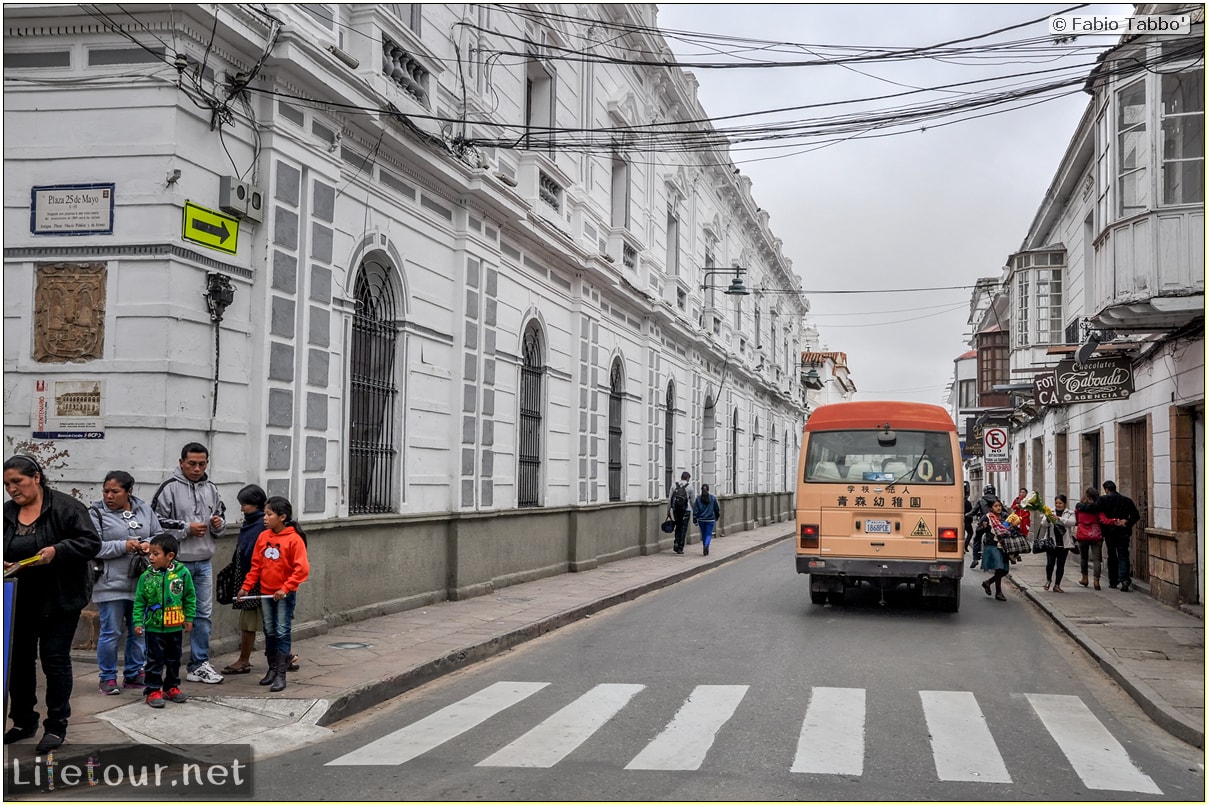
[1053,356,1133,403]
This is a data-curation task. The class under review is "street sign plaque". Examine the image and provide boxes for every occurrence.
[182,201,239,255]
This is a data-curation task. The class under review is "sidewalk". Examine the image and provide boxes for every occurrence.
[1005,550,1205,748]
[7,525,1203,760]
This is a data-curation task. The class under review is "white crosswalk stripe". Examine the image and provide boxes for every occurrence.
[792,687,865,775]
[624,684,749,771]
[1024,693,1162,794]
[919,690,1012,783]
[477,683,645,768]
[328,681,1163,794]
[326,681,548,766]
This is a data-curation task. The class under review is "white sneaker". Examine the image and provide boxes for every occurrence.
[186,661,224,684]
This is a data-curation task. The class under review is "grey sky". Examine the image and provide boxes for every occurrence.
[657,3,1133,405]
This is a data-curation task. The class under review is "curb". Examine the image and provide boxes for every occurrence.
[1009,577,1205,749]
[316,532,793,726]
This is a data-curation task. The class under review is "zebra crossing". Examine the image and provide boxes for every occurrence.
[327,681,1163,794]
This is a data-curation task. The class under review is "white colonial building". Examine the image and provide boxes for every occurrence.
[4,4,811,618]
[957,9,1204,606]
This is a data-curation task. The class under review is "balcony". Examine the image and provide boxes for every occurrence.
[381,36,429,106]
[1091,207,1205,332]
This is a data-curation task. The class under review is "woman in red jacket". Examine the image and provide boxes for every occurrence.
[1010,488,1031,536]
[239,495,309,692]
[1074,487,1115,590]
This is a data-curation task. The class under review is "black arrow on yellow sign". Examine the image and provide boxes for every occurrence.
[191,216,231,243]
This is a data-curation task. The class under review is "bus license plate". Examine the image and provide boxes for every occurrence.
[865,520,891,534]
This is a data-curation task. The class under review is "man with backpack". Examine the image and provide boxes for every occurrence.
[667,471,696,555]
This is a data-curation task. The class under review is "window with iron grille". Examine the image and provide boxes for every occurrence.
[518,323,544,507]
[608,360,624,501]
[664,382,675,494]
[348,258,400,515]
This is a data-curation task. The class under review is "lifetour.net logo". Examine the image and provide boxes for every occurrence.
[4,743,253,797]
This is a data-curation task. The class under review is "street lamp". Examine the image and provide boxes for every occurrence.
[701,266,750,297]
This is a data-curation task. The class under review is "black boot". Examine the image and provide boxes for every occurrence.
[259,651,277,686]
[269,653,288,692]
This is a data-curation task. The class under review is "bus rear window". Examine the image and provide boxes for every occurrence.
[804,430,955,485]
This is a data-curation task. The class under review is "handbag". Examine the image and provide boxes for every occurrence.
[1031,522,1056,554]
[128,553,150,578]
[998,529,1030,555]
[217,546,261,610]
[660,513,677,534]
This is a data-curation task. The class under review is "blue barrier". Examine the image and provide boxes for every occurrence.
[4,579,14,696]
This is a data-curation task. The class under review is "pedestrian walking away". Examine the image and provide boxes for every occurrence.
[151,442,227,685]
[692,483,721,556]
[3,454,102,754]
[239,496,310,692]
[1099,480,1141,592]
[667,472,696,555]
[90,470,163,695]
[133,535,196,708]
[1074,487,1115,590]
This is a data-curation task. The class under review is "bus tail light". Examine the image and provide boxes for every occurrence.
[938,527,959,553]
[800,524,820,550]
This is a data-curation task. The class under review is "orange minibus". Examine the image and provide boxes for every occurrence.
[795,401,965,611]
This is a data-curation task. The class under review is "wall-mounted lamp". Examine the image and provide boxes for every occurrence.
[166,168,182,186]
[701,266,750,297]
[1076,317,1101,364]
[204,272,235,323]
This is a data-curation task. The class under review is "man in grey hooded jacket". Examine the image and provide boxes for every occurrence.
[151,442,226,684]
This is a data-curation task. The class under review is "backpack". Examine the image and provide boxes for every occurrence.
[671,483,689,516]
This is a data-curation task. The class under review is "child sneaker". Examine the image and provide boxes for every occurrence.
[165,687,188,704]
[99,679,120,696]
[122,673,145,689]
[146,691,165,709]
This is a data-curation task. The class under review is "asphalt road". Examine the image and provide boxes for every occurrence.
[255,541,1205,801]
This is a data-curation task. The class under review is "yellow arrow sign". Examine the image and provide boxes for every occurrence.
[182,201,239,255]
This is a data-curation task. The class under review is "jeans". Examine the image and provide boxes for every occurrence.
[1079,541,1103,578]
[699,520,716,550]
[7,603,81,736]
[672,511,690,552]
[261,592,297,658]
[143,631,183,693]
[1105,534,1132,586]
[182,560,213,671]
[96,599,145,681]
[1044,548,1070,586]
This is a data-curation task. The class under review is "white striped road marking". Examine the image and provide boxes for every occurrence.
[624,685,749,771]
[791,687,865,775]
[1024,693,1162,794]
[919,690,1011,783]
[476,683,646,768]
[326,681,549,766]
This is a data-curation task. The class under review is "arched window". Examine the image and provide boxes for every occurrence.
[608,359,624,501]
[518,322,544,507]
[731,407,739,494]
[753,416,761,491]
[348,255,400,514]
[664,382,675,494]
[783,429,790,490]
[702,397,716,487]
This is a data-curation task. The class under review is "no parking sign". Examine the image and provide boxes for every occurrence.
[984,426,1011,473]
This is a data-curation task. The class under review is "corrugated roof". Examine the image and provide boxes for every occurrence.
[801,350,848,366]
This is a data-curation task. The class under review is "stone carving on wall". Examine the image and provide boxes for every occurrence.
[33,262,106,363]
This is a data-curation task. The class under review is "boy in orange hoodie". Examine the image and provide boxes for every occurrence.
[238,495,309,692]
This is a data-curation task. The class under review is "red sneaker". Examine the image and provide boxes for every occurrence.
[165,687,188,703]
[146,691,165,709]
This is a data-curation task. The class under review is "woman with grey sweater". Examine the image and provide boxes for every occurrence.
[90,470,163,695]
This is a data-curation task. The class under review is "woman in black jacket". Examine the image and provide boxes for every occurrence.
[3,455,101,753]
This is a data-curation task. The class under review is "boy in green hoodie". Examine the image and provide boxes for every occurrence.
[133,535,196,708]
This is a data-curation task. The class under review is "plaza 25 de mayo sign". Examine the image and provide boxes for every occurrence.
[983,426,1011,474]
[30,183,115,236]
[1033,356,1134,406]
